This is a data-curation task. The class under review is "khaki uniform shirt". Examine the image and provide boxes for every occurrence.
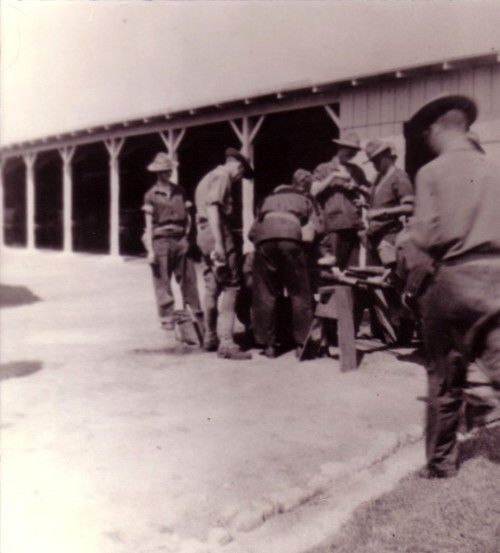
[410,137,500,262]
[312,157,369,232]
[249,185,323,244]
[368,165,414,240]
[142,182,191,237]
[194,165,233,222]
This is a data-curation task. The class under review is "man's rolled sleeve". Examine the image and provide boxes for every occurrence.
[142,190,154,214]
[410,166,441,254]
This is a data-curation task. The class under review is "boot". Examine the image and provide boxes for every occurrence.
[217,344,252,360]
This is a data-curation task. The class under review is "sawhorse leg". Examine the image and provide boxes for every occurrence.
[335,285,358,372]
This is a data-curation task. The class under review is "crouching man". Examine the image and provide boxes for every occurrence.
[142,152,203,331]
[250,169,323,358]
[195,148,254,360]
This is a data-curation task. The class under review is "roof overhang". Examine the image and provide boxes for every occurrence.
[2,51,498,158]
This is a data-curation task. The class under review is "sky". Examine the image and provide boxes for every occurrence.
[2,0,500,145]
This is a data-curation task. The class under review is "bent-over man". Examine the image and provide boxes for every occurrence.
[250,169,323,358]
[195,148,254,360]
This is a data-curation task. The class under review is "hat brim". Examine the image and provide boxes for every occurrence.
[408,95,477,134]
[332,139,361,151]
[147,162,174,172]
[225,151,254,179]
[365,145,395,162]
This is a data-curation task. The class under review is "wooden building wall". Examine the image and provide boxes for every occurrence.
[341,63,500,172]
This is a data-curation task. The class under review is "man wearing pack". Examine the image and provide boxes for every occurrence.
[142,152,202,331]
[408,95,500,478]
[249,169,323,358]
[195,147,254,360]
[311,131,370,269]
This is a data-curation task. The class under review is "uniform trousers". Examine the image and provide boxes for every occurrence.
[196,220,241,347]
[418,257,500,474]
[151,236,201,319]
[252,239,313,347]
[323,229,360,269]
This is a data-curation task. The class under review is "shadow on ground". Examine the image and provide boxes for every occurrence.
[131,345,203,356]
[0,284,41,308]
[459,424,500,464]
[0,361,43,381]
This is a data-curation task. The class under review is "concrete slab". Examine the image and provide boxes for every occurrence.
[1,247,427,553]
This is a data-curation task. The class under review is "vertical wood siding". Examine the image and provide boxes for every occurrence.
[340,64,500,141]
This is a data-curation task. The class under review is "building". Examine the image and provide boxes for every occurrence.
[1,52,499,257]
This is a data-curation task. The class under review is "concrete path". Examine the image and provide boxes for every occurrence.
[1,248,426,553]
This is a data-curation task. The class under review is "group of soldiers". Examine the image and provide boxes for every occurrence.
[142,94,500,479]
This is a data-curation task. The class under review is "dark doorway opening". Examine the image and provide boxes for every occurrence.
[253,105,339,204]
[73,143,109,254]
[3,158,26,247]
[178,121,242,231]
[34,150,63,250]
[119,134,166,256]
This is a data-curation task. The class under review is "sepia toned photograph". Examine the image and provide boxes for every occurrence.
[1,1,500,552]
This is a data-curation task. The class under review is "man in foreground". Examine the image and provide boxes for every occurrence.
[408,95,500,478]
[195,147,254,360]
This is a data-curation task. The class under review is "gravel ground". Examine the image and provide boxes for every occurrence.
[1,247,427,553]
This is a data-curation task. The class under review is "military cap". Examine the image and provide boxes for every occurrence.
[147,152,177,172]
[225,147,254,179]
[408,94,477,134]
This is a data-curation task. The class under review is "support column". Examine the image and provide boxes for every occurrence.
[59,146,75,253]
[0,161,4,249]
[104,138,125,256]
[229,115,265,253]
[23,152,37,250]
[159,128,185,183]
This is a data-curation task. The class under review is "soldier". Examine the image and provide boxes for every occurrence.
[142,152,202,331]
[249,169,323,358]
[195,147,254,360]
[407,95,500,478]
[311,131,370,269]
[363,140,414,267]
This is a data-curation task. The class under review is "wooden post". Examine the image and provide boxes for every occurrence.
[159,129,185,183]
[0,161,4,249]
[104,138,125,256]
[229,116,265,253]
[59,146,75,253]
[23,153,37,250]
[334,285,358,372]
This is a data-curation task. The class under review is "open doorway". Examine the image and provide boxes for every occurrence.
[119,133,166,256]
[34,150,63,250]
[72,142,109,254]
[253,105,339,204]
[2,157,27,247]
